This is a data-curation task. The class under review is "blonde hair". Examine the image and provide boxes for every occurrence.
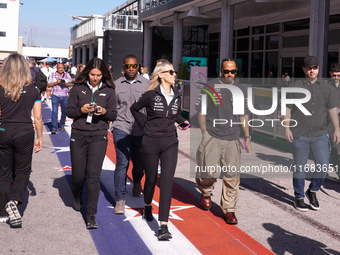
[148,63,173,91]
[0,53,32,102]
[141,66,149,75]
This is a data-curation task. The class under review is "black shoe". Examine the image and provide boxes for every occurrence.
[294,198,307,212]
[305,189,320,210]
[158,224,172,240]
[59,126,65,132]
[51,129,57,134]
[86,214,98,229]
[142,205,153,222]
[74,196,83,212]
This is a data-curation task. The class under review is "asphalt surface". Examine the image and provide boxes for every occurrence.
[1,101,340,255]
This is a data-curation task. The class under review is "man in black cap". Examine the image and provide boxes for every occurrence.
[283,56,340,212]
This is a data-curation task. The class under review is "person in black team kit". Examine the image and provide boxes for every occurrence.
[0,53,43,227]
[130,62,189,240]
[66,58,117,229]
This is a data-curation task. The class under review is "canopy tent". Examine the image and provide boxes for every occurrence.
[38,57,58,62]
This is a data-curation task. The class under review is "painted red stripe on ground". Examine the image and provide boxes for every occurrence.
[106,131,273,255]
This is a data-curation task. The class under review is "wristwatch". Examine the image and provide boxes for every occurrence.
[245,136,251,139]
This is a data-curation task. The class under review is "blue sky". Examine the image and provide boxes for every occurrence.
[19,0,127,49]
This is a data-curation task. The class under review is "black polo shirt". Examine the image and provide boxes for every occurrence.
[0,84,41,123]
[287,79,339,138]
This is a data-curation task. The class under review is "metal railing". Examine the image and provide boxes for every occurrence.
[103,14,142,32]
[71,16,104,42]
[140,0,173,12]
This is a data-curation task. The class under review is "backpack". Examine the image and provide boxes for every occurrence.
[34,69,48,92]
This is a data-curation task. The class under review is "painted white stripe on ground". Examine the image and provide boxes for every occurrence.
[100,157,202,255]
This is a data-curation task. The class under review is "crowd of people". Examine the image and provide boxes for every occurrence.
[0,53,189,240]
[1,53,340,241]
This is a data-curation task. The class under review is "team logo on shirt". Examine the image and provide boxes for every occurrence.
[193,72,222,106]
[155,96,162,102]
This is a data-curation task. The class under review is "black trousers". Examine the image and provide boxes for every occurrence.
[70,133,107,215]
[0,123,34,216]
[141,135,178,222]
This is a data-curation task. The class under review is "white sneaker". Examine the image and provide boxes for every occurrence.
[113,200,125,214]
[5,201,22,227]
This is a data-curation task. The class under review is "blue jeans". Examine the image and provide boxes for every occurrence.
[113,128,144,200]
[51,95,68,130]
[290,134,329,199]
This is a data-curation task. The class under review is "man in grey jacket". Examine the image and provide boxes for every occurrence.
[111,54,149,214]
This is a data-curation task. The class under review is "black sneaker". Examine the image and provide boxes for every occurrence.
[59,126,65,132]
[158,224,172,240]
[74,196,83,212]
[294,198,308,212]
[86,214,98,229]
[51,129,57,134]
[5,201,22,228]
[305,189,320,210]
[142,205,153,222]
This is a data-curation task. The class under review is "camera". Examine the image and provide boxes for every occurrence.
[94,106,101,114]
[60,79,66,85]
[89,102,97,108]
[89,102,100,114]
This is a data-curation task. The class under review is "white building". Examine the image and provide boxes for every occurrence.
[70,0,143,78]
[22,46,69,61]
[0,0,20,60]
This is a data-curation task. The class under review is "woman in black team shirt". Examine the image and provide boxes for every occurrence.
[130,62,189,240]
[0,53,43,228]
[66,58,117,229]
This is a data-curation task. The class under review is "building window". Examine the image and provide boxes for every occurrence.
[0,3,7,8]
[266,35,279,50]
[266,23,279,33]
[252,36,264,51]
[283,19,309,32]
[252,26,264,35]
[236,53,248,78]
[329,29,340,45]
[251,52,263,80]
[329,14,340,24]
[237,38,249,51]
[283,35,308,48]
[237,27,249,36]
[0,31,6,37]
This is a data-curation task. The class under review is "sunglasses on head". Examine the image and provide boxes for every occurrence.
[124,64,138,69]
[162,70,178,75]
[222,69,237,74]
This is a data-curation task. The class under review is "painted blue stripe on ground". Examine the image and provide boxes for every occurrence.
[42,102,152,255]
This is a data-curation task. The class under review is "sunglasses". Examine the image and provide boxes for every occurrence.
[305,66,318,70]
[162,70,178,75]
[332,74,340,78]
[222,69,237,74]
[124,64,138,69]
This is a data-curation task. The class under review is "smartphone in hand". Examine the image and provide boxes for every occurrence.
[178,122,190,130]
